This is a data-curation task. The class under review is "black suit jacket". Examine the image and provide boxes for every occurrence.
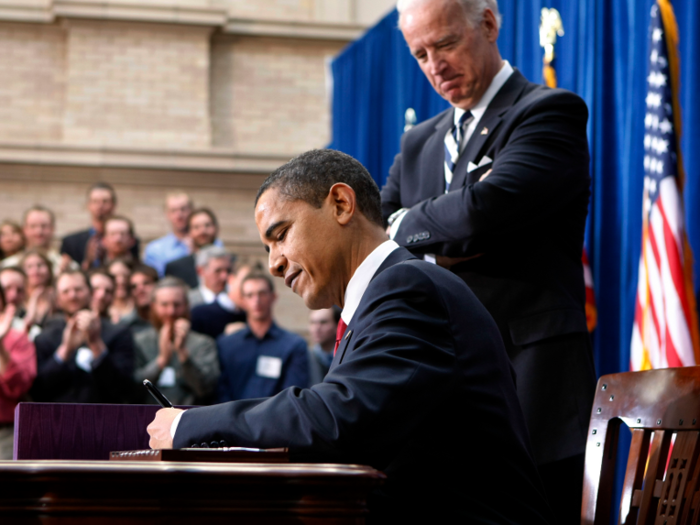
[31,317,135,403]
[380,70,596,464]
[61,228,141,265]
[174,248,553,524]
[164,254,198,289]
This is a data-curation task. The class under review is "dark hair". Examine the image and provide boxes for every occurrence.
[87,267,116,288]
[107,257,135,273]
[56,269,91,292]
[255,149,383,227]
[0,220,26,258]
[20,249,54,287]
[131,264,159,283]
[0,280,5,309]
[104,215,135,237]
[87,182,117,204]
[188,207,218,229]
[241,272,275,293]
[0,265,27,281]
[23,205,56,227]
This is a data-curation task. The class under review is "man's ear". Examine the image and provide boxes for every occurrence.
[327,183,356,226]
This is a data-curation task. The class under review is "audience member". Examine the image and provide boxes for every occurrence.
[0,220,25,262]
[188,246,233,309]
[0,267,27,323]
[0,285,37,460]
[307,306,341,385]
[30,270,134,403]
[165,208,219,288]
[21,250,56,338]
[102,216,137,266]
[107,259,135,325]
[190,261,252,340]
[133,277,219,405]
[144,192,194,277]
[217,273,308,402]
[127,264,159,335]
[88,269,116,318]
[61,183,139,269]
[1,206,76,275]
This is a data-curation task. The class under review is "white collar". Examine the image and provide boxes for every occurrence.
[341,240,400,325]
[454,60,514,126]
[198,285,235,312]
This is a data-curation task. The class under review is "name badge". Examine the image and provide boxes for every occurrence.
[75,347,94,372]
[256,356,282,379]
[158,366,176,387]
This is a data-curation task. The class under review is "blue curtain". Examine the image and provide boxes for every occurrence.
[329,0,700,380]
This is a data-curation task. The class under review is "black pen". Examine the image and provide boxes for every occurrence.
[143,379,174,408]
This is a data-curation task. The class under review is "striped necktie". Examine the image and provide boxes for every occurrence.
[444,110,473,192]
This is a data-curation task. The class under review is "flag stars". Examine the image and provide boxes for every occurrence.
[659,119,673,134]
[646,92,661,108]
[652,28,663,42]
[647,71,667,88]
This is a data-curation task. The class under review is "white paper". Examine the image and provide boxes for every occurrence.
[158,366,176,387]
[256,356,282,379]
[75,347,94,372]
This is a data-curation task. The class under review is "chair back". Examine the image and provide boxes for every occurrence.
[582,366,700,525]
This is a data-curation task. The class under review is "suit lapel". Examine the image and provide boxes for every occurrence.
[328,248,418,372]
[424,109,455,195]
[450,70,530,190]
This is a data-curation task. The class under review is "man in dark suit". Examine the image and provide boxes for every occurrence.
[164,208,220,289]
[381,1,596,522]
[30,269,134,403]
[148,149,553,524]
[61,183,140,269]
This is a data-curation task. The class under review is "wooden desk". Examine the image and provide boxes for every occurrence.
[0,460,385,524]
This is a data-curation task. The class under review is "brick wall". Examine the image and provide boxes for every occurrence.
[0,22,66,142]
[211,36,343,154]
[63,21,212,148]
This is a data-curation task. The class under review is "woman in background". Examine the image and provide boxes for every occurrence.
[0,221,25,263]
[107,258,136,325]
[0,283,37,459]
[21,250,55,339]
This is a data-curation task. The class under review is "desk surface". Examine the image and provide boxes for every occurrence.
[0,460,385,524]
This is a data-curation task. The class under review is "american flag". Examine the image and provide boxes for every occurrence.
[630,1,699,370]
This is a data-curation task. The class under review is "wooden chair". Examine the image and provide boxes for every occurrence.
[582,366,700,524]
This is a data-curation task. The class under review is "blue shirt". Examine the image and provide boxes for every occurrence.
[144,233,222,277]
[216,323,309,402]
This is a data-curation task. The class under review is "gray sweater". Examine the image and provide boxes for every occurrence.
[134,328,220,405]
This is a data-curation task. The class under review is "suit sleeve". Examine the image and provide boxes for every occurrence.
[31,330,75,400]
[92,326,135,403]
[380,152,405,224]
[394,91,590,256]
[173,264,456,452]
[180,334,220,398]
[279,338,310,390]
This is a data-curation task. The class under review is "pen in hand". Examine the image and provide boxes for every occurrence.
[143,379,174,408]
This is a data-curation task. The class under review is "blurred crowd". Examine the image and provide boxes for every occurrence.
[0,183,340,459]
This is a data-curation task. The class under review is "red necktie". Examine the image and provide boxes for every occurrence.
[334,318,348,356]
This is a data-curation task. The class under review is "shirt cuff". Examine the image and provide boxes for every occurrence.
[424,254,437,264]
[170,409,186,439]
[388,209,409,240]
